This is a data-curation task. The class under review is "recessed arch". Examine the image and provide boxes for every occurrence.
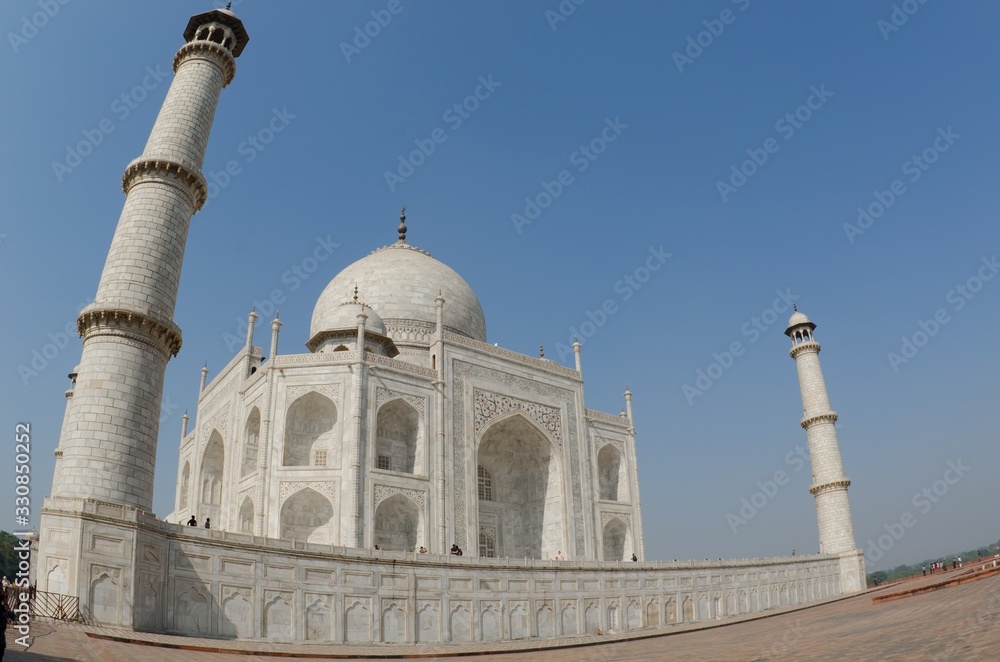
[476,413,564,560]
[199,430,224,523]
[280,488,335,544]
[376,399,421,474]
[373,493,422,551]
[283,392,337,467]
[242,407,261,478]
[681,596,693,622]
[238,496,254,534]
[602,517,633,561]
[597,444,628,501]
[179,461,191,510]
[646,597,659,627]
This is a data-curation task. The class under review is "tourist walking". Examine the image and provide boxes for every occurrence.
[187,515,197,526]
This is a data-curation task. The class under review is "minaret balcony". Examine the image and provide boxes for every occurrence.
[800,412,838,429]
[789,340,821,359]
[809,479,852,496]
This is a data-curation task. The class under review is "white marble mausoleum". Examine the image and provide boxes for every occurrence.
[165,217,645,564]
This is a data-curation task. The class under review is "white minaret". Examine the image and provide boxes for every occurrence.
[785,310,861,562]
[48,8,249,511]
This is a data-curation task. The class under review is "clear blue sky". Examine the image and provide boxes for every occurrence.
[2,1,998,571]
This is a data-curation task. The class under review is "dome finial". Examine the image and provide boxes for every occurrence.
[353,285,359,303]
[398,205,408,242]
[539,343,545,358]
[793,304,798,312]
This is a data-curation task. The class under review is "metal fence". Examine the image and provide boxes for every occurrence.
[1,586,80,622]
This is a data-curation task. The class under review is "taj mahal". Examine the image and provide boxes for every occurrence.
[35,7,865,645]
[166,208,645,564]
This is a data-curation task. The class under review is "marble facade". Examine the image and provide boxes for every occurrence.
[39,497,859,642]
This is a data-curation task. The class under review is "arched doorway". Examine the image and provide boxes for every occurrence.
[477,414,563,559]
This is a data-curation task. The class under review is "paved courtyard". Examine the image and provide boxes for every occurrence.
[5,573,999,661]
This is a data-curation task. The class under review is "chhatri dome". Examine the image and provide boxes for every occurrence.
[785,308,815,333]
[310,286,388,337]
[310,209,487,346]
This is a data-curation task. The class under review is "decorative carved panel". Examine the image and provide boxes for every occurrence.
[600,511,632,528]
[279,481,338,506]
[474,390,562,446]
[596,437,625,456]
[374,484,426,508]
[200,402,231,440]
[286,384,340,406]
[376,387,426,413]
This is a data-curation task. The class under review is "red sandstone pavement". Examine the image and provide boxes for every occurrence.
[4,573,999,661]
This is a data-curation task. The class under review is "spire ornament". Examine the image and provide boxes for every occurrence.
[398,205,408,242]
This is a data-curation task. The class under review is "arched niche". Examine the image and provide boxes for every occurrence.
[373,493,422,551]
[242,408,261,477]
[602,517,633,561]
[375,399,421,474]
[238,497,254,534]
[179,461,190,510]
[199,430,224,524]
[597,444,628,502]
[283,392,337,467]
[477,413,563,559]
[280,488,335,544]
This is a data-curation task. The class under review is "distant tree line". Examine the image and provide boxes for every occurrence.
[867,538,1000,585]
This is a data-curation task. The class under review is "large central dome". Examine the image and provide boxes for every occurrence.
[311,241,487,345]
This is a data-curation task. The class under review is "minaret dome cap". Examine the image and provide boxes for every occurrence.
[784,310,816,336]
[184,9,250,56]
